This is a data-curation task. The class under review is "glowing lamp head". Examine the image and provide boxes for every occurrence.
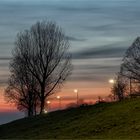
[47,101,50,104]
[57,96,60,99]
[109,79,115,84]
[44,109,48,114]
[74,89,78,93]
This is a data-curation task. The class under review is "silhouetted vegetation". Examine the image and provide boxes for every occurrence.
[122,37,140,81]
[111,73,127,101]
[111,37,140,100]
[5,20,72,116]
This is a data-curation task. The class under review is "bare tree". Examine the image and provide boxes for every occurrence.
[122,37,140,81]
[5,20,72,114]
[120,37,140,97]
[107,94,115,102]
[111,74,127,101]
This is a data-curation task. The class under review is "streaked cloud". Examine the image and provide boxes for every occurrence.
[69,58,121,82]
[0,0,139,85]
[0,0,140,123]
[66,36,87,42]
[72,44,127,59]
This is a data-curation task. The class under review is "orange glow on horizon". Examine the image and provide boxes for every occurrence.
[0,81,112,112]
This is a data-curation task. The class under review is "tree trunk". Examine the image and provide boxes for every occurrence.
[34,101,37,116]
[40,86,45,114]
[40,97,45,114]
[28,92,34,117]
[28,106,32,117]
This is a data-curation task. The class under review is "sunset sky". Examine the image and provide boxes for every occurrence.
[0,0,140,124]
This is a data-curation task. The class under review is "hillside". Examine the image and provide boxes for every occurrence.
[0,98,140,139]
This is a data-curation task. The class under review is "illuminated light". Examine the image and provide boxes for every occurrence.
[44,109,48,114]
[74,89,79,106]
[109,79,115,84]
[57,96,60,99]
[74,89,78,93]
[47,101,50,104]
[56,96,61,109]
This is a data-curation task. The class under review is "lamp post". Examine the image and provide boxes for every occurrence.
[47,101,51,112]
[129,77,132,95]
[109,79,115,84]
[108,79,116,100]
[44,109,48,114]
[74,89,78,106]
[57,96,61,110]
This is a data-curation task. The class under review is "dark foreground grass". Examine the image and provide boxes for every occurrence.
[0,98,140,139]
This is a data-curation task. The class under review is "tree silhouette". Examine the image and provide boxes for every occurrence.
[122,37,140,81]
[111,74,127,101]
[5,20,72,114]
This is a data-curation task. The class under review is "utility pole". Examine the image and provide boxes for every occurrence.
[130,77,132,95]
[74,89,79,106]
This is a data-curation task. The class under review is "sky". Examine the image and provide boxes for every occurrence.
[0,0,140,124]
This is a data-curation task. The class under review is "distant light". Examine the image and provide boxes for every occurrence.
[47,101,50,104]
[109,79,115,84]
[57,96,60,99]
[74,89,78,93]
[44,109,48,114]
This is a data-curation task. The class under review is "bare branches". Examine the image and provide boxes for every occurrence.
[111,74,128,101]
[5,20,72,115]
[122,37,140,81]
[120,37,140,96]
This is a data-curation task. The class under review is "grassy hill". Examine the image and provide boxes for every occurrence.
[0,98,140,139]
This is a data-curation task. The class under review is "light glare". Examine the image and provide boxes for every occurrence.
[74,89,78,93]
[109,79,115,84]
[47,101,50,104]
[57,96,60,99]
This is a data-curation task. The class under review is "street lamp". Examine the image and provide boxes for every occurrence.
[57,96,61,110]
[74,89,78,106]
[108,79,115,84]
[44,109,48,114]
[47,101,51,104]
[108,78,118,101]
[47,101,51,111]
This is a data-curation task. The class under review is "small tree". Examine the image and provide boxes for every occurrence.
[111,74,127,101]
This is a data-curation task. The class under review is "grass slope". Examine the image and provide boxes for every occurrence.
[0,98,140,139]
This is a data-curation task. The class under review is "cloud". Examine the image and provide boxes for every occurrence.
[66,36,86,42]
[72,43,127,59]
[0,57,11,61]
[74,64,120,71]
[69,68,119,82]
[69,57,121,82]
[69,74,106,82]
[0,0,139,108]
[0,74,9,86]
[0,60,10,86]
[84,24,117,32]
[57,6,100,13]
